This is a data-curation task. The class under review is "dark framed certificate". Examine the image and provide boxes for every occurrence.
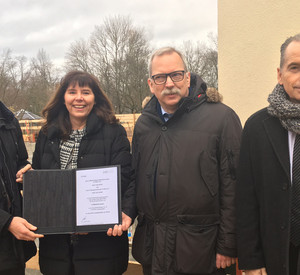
[23,165,121,234]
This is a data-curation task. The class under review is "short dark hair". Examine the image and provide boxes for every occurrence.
[280,33,300,68]
[42,71,117,139]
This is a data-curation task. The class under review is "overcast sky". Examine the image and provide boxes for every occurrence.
[0,0,217,66]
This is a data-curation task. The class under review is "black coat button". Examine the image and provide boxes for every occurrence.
[162,126,167,131]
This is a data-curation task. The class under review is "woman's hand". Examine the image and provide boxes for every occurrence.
[16,164,32,183]
[216,254,236,269]
[106,212,132,237]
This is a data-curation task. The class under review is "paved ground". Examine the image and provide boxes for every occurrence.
[26,263,143,275]
[26,260,237,275]
[26,270,41,275]
[25,142,35,162]
[25,244,143,275]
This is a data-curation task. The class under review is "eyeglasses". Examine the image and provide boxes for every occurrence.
[151,70,185,85]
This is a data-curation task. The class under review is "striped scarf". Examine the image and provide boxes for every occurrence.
[59,128,86,169]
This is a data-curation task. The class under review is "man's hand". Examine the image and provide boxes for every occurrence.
[216,253,236,269]
[107,212,132,237]
[16,164,32,183]
[121,212,132,231]
[8,217,44,241]
[245,268,267,275]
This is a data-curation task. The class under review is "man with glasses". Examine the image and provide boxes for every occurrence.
[131,47,242,275]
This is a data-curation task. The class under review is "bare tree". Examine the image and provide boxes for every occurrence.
[0,50,32,109]
[9,55,31,106]
[204,33,218,89]
[121,29,150,112]
[181,33,218,89]
[0,21,218,117]
[65,15,151,113]
[0,49,15,104]
[25,49,59,115]
[0,49,60,114]
[65,39,92,73]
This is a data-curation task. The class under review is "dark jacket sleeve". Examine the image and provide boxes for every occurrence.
[0,119,28,232]
[216,109,242,257]
[122,128,138,221]
[32,130,45,170]
[14,118,30,170]
[110,124,136,220]
[236,120,265,269]
[0,209,12,233]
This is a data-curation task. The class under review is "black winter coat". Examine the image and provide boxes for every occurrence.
[236,108,291,275]
[131,75,242,275]
[32,112,132,275]
[0,102,30,271]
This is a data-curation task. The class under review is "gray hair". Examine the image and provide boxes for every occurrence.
[148,47,188,77]
[280,33,300,68]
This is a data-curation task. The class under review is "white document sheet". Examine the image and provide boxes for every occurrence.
[76,166,119,226]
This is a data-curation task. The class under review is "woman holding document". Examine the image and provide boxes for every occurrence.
[32,71,134,275]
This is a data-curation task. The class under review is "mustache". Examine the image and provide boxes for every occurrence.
[161,88,181,96]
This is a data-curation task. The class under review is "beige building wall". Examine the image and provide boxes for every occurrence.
[218,0,300,124]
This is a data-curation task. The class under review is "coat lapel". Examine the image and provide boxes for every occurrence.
[263,116,290,180]
[49,139,60,167]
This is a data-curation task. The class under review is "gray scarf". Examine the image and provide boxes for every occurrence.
[268,84,300,134]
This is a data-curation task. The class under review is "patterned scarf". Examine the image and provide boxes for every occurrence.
[59,128,86,169]
[268,84,300,134]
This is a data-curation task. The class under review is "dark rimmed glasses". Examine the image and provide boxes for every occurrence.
[151,70,185,85]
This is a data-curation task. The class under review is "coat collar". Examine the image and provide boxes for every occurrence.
[46,112,105,167]
[263,115,290,180]
[47,111,104,140]
[142,73,209,121]
[0,101,16,130]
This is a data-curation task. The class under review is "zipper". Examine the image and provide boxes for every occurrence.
[164,140,173,274]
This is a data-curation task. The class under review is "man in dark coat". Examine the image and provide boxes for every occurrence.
[131,47,242,275]
[0,101,43,275]
[236,33,300,275]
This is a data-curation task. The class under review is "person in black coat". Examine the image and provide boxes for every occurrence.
[32,71,134,275]
[131,47,241,275]
[0,101,43,275]
[237,33,300,275]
